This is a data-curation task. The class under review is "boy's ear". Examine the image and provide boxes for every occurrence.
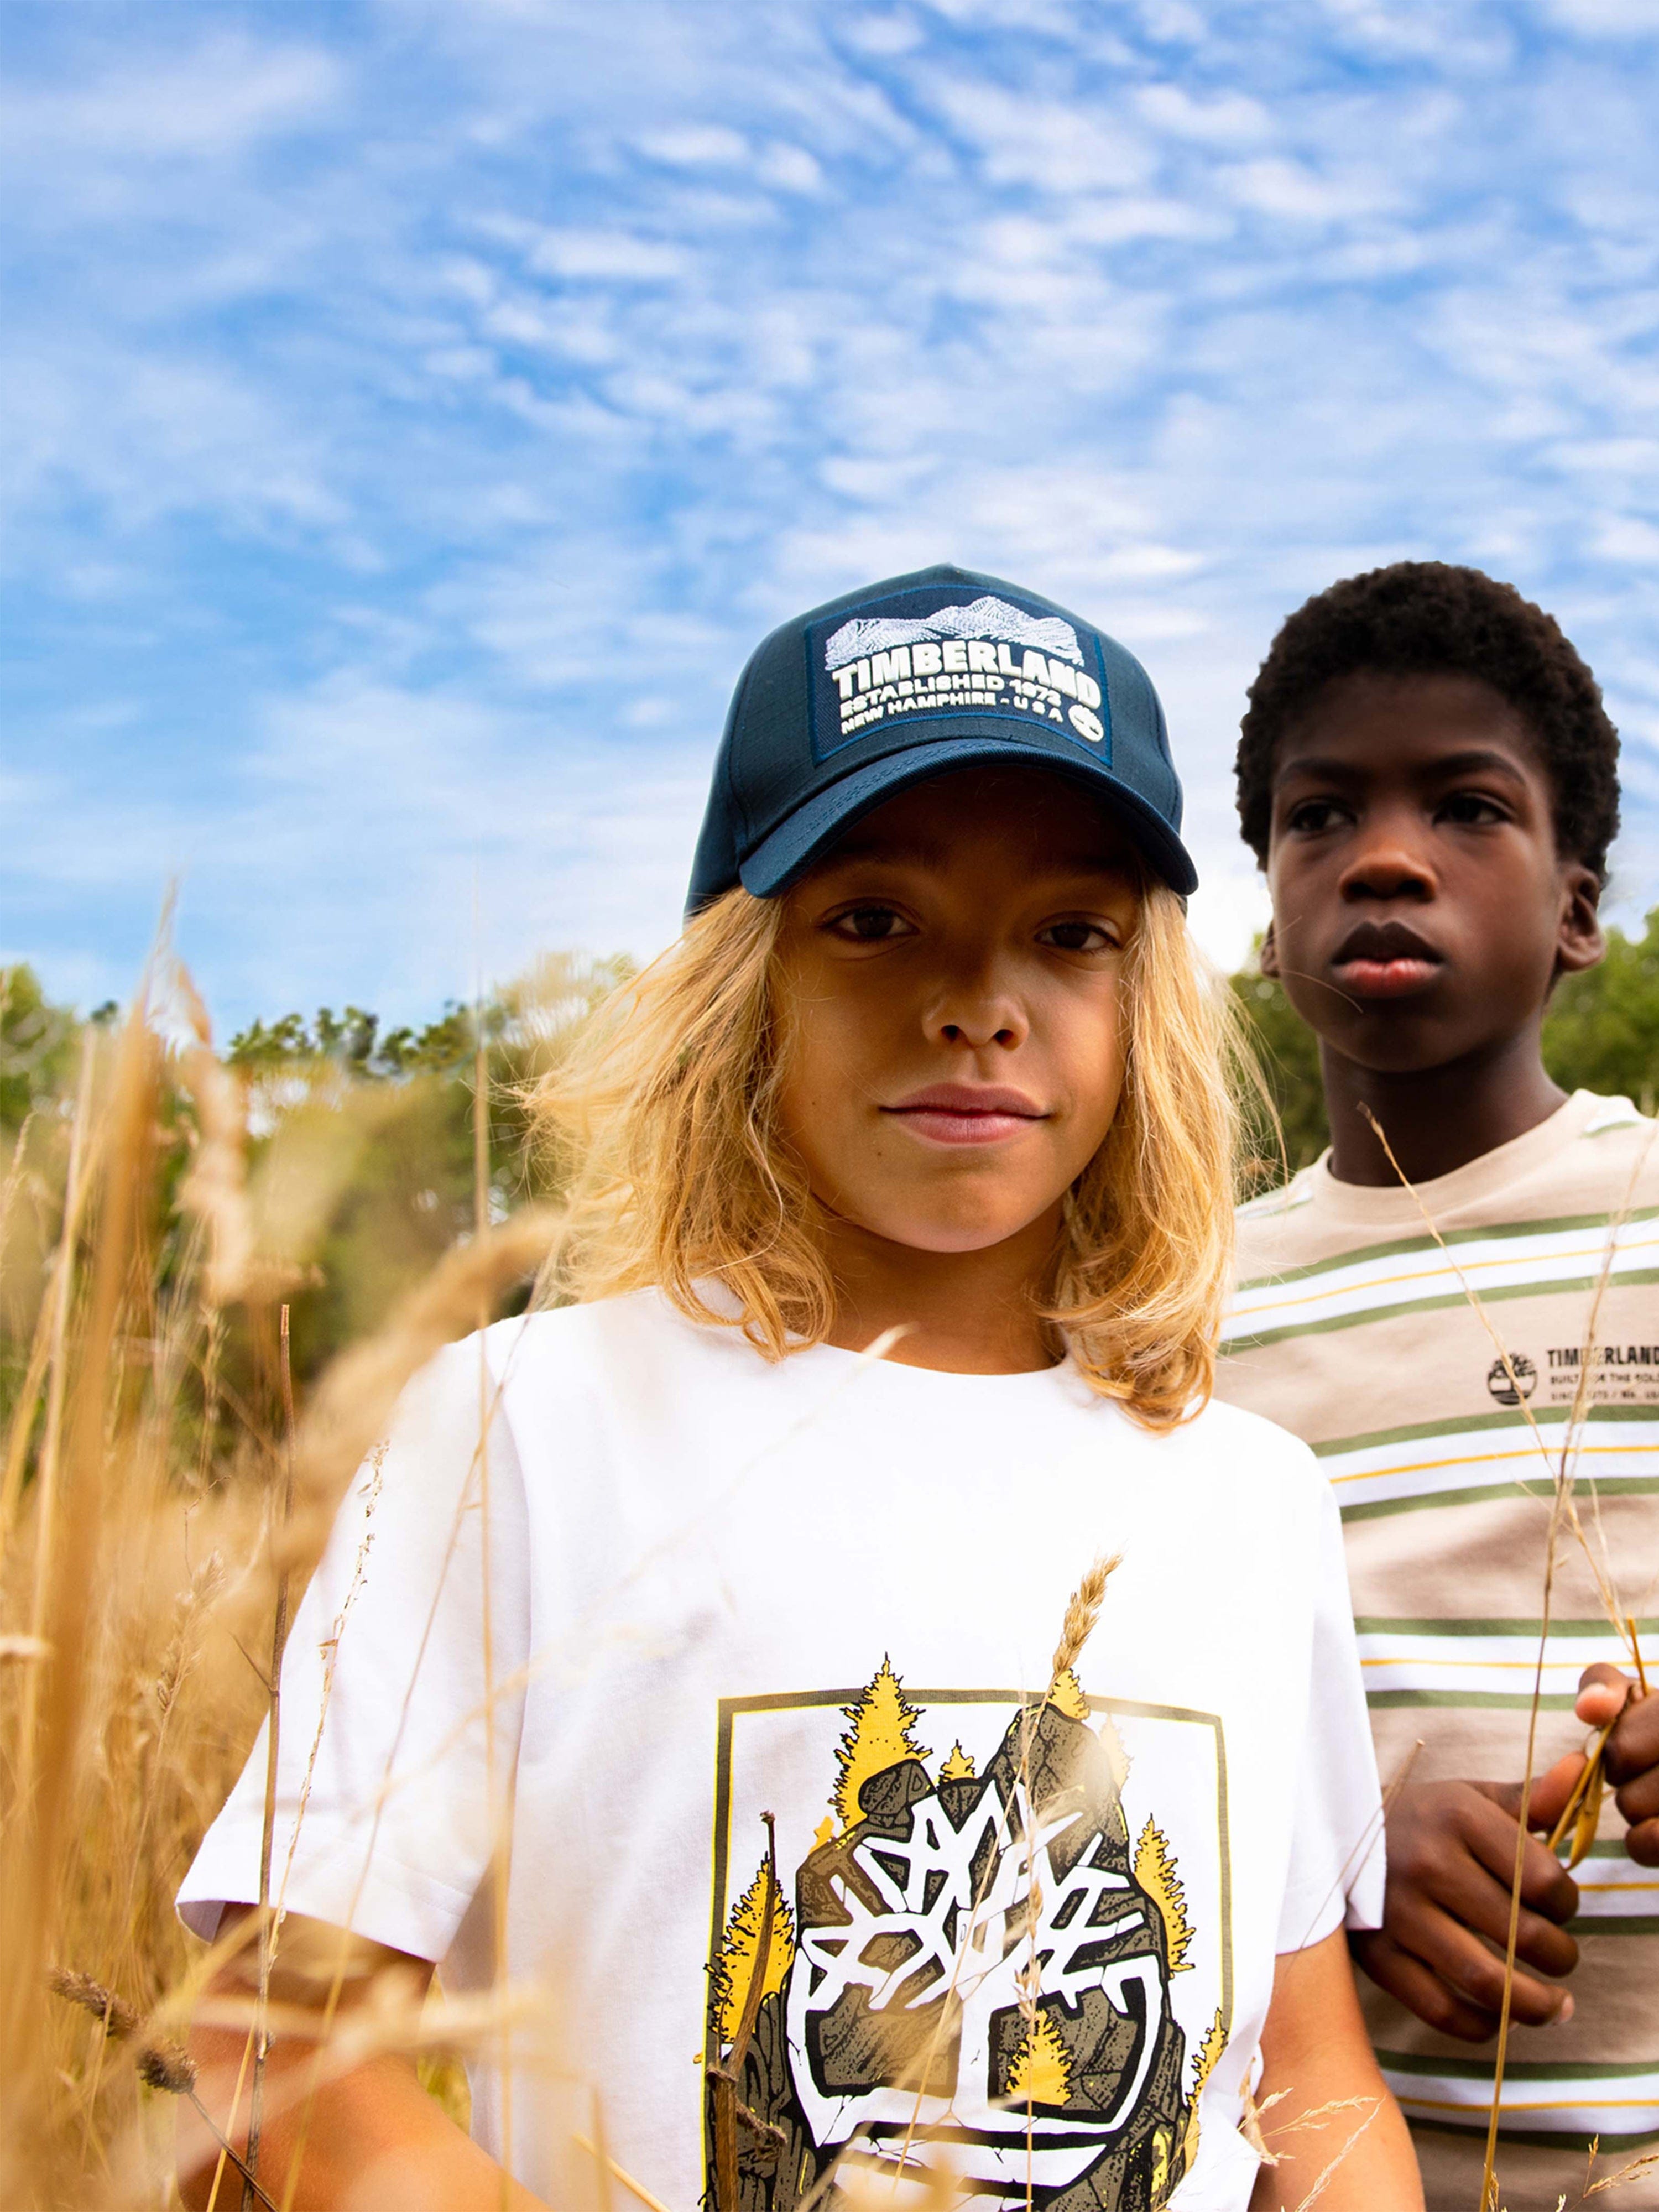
[1259,921,1281,980]
[1555,863,1605,980]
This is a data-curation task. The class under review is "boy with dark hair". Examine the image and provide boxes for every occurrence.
[1218,559,1659,2209]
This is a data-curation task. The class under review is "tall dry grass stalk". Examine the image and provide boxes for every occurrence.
[0,951,573,2210]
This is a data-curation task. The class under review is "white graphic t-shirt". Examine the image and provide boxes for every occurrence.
[179,1292,1383,2212]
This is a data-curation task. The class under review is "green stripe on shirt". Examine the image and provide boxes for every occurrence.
[1233,1203,1659,1293]
[1226,1266,1659,1352]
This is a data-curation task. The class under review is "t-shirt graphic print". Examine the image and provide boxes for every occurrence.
[706,1658,1230,2212]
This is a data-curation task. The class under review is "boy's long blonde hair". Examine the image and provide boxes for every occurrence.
[535,880,1244,1428]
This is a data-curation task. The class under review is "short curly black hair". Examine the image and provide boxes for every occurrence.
[1235,561,1620,883]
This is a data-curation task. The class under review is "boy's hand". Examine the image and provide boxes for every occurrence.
[1354,1669,1655,2040]
[1350,1764,1585,2042]
[1577,1663,1659,1861]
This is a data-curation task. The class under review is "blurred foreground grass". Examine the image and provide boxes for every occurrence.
[0,948,618,2206]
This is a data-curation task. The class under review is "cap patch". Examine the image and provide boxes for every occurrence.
[806,587,1112,765]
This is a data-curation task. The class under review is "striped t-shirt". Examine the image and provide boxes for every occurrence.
[1218,1089,1659,2210]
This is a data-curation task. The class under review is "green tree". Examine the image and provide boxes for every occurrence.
[218,956,632,1385]
[0,966,78,1131]
[1230,958,1328,1181]
[1542,907,1659,1108]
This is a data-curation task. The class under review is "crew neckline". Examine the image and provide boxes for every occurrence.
[795,1333,1081,1390]
[681,1276,1085,1390]
[1301,1089,1613,1227]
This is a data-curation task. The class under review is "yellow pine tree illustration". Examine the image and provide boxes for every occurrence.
[833,1657,930,1828]
[1134,1817,1194,1974]
[1150,2127,1172,2204]
[712,1857,796,2046]
[1180,2008,1227,2173]
[940,1740,976,1781]
[1095,1709,1131,1789]
[1006,2008,1072,2107]
[1047,1666,1089,1719]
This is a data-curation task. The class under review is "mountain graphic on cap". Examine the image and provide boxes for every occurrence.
[823,594,1083,671]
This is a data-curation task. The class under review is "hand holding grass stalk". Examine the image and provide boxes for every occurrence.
[1349,1772,1587,2041]
[1568,1650,1659,1869]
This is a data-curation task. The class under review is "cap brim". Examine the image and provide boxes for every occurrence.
[738,735,1199,900]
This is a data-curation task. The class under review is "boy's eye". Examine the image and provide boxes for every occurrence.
[1037,920,1117,954]
[1285,797,1351,834]
[827,904,914,942]
[1438,790,1506,827]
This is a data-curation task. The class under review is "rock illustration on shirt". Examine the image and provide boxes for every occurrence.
[706,1658,1222,2212]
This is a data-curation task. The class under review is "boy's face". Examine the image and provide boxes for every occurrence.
[774,764,1139,1259]
[1262,670,1604,1074]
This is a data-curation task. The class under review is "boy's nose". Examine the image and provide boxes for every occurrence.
[935,1012,1022,1047]
[1339,832,1436,903]
[924,964,1028,1050]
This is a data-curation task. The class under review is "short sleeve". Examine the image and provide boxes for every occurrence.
[1275,1482,1385,1952]
[177,1334,531,1964]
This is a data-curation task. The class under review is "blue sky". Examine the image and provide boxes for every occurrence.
[6,0,1659,1030]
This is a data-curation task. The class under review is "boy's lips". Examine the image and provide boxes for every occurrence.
[880,1083,1048,1146]
[1331,922,1444,1001]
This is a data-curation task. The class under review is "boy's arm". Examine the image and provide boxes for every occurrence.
[179,1907,547,2212]
[1248,1927,1422,2211]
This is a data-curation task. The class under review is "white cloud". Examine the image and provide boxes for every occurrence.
[1218,155,1399,224]
[639,125,750,165]
[1136,82,1272,145]
[842,13,927,55]
[1595,518,1659,564]
[524,228,690,282]
[1312,0,1514,65]
[1129,1,1205,40]
[926,77,1156,191]
[0,36,340,170]
[1538,0,1659,33]
[755,142,825,193]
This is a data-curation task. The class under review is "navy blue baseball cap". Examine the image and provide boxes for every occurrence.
[686,562,1197,912]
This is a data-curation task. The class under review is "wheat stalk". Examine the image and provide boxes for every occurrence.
[48,1967,279,2211]
[1048,1551,1123,1695]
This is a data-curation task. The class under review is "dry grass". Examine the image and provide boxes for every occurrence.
[1047,1550,1121,1695]
[0,952,585,2209]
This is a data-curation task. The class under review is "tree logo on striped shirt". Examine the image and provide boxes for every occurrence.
[1486,1353,1538,1406]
